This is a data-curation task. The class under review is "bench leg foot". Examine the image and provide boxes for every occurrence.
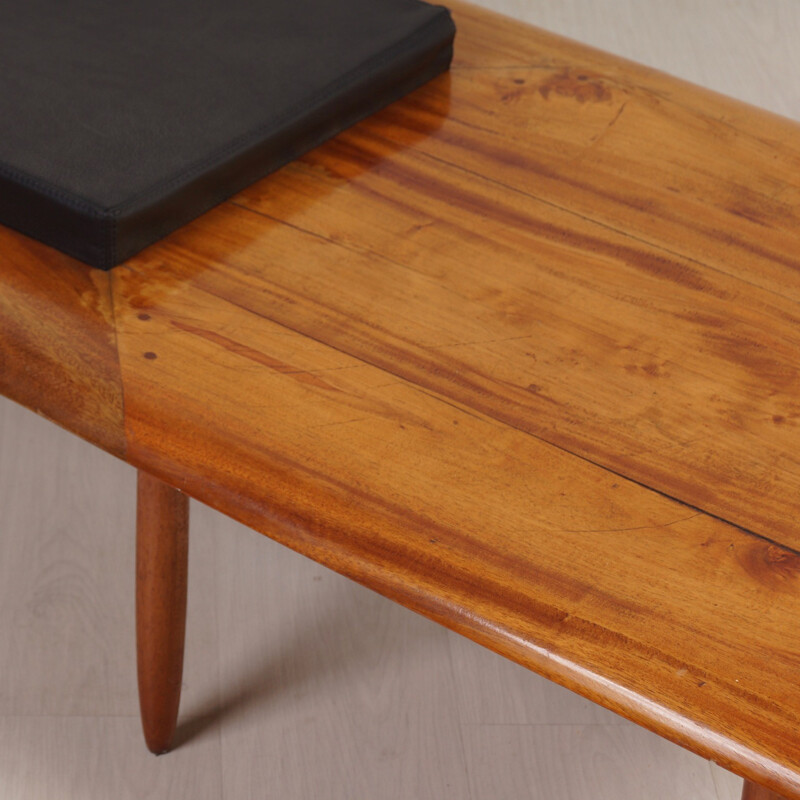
[136,470,189,755]
[742,779,788,800]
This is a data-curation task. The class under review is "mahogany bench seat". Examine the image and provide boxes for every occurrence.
[1,3,799,798]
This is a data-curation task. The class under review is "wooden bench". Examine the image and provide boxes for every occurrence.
[2,2,799,798]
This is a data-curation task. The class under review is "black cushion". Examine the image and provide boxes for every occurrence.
[0,0,454,269]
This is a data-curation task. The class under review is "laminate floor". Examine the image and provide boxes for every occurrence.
[0,397,738,800]
[2,1,797,797]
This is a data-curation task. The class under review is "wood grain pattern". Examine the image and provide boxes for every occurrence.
[215,518,475,800]
[223,9,800,551]
[743,780,789,800]
[0,228,124,456]
[110,248,800,798]
[136,471,189,755]
[0,405,137,717]
[2,1,800,797]
[460,722,721,800]
[0,716,222,800]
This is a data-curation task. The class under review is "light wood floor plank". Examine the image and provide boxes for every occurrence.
[460,723,723,800]
[0,717,221,800]
[0,405,136,715]
[0,402,220,722]
[447,630,623,726]
[2,0,795,797]
[712,762,748,800]
[0,383,741,799]
[214,518,473,799]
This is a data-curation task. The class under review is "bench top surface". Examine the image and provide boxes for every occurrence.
[3,2,800,795]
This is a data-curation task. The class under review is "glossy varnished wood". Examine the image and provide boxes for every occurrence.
[743,780,790,800]
[0,229,124,456]
[2,1,800,797]
[226,12,800,551]
[136,470,189,755]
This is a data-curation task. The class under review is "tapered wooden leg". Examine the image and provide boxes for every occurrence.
[136,470,189,755]
[742,779,789,800]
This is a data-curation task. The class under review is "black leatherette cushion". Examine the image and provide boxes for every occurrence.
[0,0,455,269]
